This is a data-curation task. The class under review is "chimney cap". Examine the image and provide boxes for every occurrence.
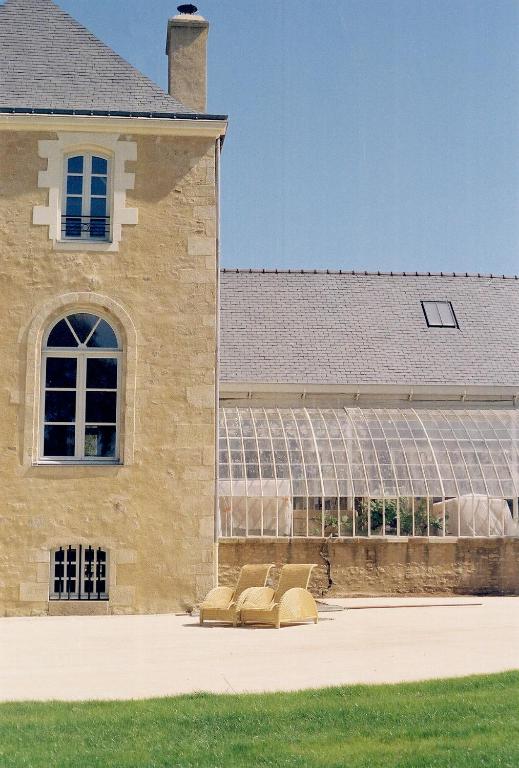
[177,3,198,13]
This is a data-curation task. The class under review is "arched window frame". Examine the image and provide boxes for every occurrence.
[40,312,123,464]
[61,150,113,242]
[23,293,137,468]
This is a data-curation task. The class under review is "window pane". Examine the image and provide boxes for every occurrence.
[92,156,107,174]
[66,196,82,216]
[64,217,82,238]
[87,319,118,349]
[45,391,76,422]
[54,548,65,563]
[91,177,107,196]
[86,358,117,389]
[438,302,456,327]
[46,358,77,388]
[68,156,83,173]
[89,215,108,239]
[90,197,107,217]
[85,392,117,422]
[67,175,83,195]
[84,426,116,458]
[354,498,369,536]
[47,320,78,348]
[67,313,99,343]
[44,425,75,456]
[370,499,384,534]
[423,301,441,325]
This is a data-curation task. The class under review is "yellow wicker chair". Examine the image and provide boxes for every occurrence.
[199,564,274,626]
[239,563,318,629]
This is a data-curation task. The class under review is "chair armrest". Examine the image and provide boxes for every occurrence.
[279,588,318,621]
[200,586,235,609]
[236,586,275,611]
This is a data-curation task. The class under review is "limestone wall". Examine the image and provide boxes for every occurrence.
[0,128,218,616]
[218,538,519,596]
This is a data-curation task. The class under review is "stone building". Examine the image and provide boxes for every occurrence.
[0,0,226,615]
[1,0,518,617]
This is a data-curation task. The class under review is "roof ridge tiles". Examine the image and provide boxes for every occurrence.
[220,268,519,280]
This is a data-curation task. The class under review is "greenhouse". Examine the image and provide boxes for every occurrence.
[218,407,519,538]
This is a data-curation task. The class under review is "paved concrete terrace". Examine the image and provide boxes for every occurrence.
[1,597,519,702]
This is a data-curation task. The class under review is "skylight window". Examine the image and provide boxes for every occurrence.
[421,301,458,328]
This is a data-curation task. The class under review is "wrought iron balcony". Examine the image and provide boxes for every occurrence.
[61,215,110,240]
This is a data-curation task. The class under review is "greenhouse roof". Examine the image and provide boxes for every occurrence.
[219,271,519,388]
[219,407,519,500]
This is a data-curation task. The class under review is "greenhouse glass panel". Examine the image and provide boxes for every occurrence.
[263,498,278,536]
[293,496,307,537]
[339,498,354,536]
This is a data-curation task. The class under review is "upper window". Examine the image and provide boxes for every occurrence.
[41,313,121,462]
[34,133,137,251]
[421,301,458,328]
[62,153,111,242]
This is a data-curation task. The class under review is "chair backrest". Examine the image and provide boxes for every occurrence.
[234,564,274,599]
[274,564,317,601]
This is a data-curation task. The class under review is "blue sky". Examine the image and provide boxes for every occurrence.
[57,0,519,274]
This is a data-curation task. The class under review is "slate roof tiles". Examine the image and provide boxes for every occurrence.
[220,270,519,387]
[0,0,199,115]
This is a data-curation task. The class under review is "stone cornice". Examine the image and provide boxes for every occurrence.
[0,112,227,139]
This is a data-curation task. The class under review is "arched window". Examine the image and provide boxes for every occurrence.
[63,153,111,241]
[41,313,121,461]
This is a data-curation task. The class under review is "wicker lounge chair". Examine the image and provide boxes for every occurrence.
[199,563,274,626]
[239,563,318,628]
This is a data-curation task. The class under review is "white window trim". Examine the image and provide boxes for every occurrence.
[40,314,122,464]
[33,132,138,252]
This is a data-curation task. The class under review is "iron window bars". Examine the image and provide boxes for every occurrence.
[50,545,108,600]
[61,214,111,239]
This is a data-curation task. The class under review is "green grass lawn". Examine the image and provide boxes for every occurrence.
[1,672,518,768]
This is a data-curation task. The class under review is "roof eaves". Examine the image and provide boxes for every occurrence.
[0,106,228,121]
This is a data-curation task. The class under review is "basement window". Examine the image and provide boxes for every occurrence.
[50,545,109,600]
[421,301,458,328]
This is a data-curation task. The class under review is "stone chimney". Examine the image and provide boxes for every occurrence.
[166,4,209,113]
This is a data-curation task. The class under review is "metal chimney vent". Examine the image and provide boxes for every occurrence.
[177,4,198,13]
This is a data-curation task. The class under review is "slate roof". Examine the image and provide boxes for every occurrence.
[220,270,519,388]
[0,0,215,117]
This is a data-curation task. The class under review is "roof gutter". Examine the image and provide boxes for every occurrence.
[0,106,227,120]
[219,382,519,404]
